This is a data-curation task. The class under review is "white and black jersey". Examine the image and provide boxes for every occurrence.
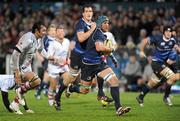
[11,32,44,73]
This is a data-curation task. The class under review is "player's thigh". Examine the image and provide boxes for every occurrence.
[49,76,57,89]
[69,50,83,71]
[23,71,41,84]
[98,67,119,86]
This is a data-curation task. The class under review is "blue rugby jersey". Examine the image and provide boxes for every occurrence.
[82,28,107,65]
[73,18,91,54]
[148,34,177,62]
[43,35,54,52]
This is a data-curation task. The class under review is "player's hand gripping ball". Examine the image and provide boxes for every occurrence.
[103,39,113,56]
[104,39,113,48]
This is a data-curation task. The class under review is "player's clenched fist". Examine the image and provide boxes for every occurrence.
[91,22,96,30]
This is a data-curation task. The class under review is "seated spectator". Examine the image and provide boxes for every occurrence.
[124,53,143,91]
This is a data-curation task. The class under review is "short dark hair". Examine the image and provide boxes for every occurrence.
[32,21,44,33]
[163,25,172,34]
[82,4,93,12]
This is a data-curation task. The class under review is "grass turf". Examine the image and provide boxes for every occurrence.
[0,91,180,121]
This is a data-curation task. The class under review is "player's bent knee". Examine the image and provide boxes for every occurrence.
[167,74,177,85]
[160,67,174,80]
[107,76,119,87]
[29,74,41,87]
[80,88,90,94]
[150,73,160,84]
[79,83,91,94]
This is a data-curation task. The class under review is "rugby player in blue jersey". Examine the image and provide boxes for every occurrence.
[162,49,179,106]
[136,26,180,107]
[162,28,180,106]
[66,15,131,116]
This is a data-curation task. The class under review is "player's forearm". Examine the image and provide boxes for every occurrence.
[40,49,55,61]
[140,38,148,52]
[12,50,20,71]
[1,91,13,112]
[77,29,94,43]
[174,44,180,53]
[96,44,113,53]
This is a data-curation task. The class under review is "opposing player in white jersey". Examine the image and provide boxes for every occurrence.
[10,21,47,114]
[47,25,70,106]
[104,31,117,50]
[0,75,33,113]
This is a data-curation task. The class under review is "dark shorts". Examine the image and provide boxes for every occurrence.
[81,62,109,82]
[70,50,84,71]
[151,61,167,78]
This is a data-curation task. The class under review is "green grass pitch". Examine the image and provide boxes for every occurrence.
[0,91,180,121]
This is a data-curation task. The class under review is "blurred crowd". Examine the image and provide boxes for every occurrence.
[0,2,180,91]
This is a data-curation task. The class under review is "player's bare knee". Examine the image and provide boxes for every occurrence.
[107,76,119,87]
[167,74,176,85]
[80,87,90,94]
[35,78,41,85]
[175,73,180,80]
[101,71,119,86]
[148,73,160,88]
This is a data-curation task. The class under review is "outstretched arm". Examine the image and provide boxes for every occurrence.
[12,49,22,84]
[174,44,180,53]
[139,37,149,58]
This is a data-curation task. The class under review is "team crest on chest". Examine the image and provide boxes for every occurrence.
[160,42,165,46]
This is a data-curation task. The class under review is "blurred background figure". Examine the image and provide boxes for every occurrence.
[124,53,143,91]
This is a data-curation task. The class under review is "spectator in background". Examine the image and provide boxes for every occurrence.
[137,29,147,46]
[124,53,143,91]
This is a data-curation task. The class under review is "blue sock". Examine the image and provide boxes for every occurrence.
[55,80,67,102]
[110,87,121,110]
[97,77,105,97]
[164,83,171,98]
[36,81,47,95]
[139,84,150,100]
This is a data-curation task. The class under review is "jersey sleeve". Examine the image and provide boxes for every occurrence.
[76,20,85,33]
